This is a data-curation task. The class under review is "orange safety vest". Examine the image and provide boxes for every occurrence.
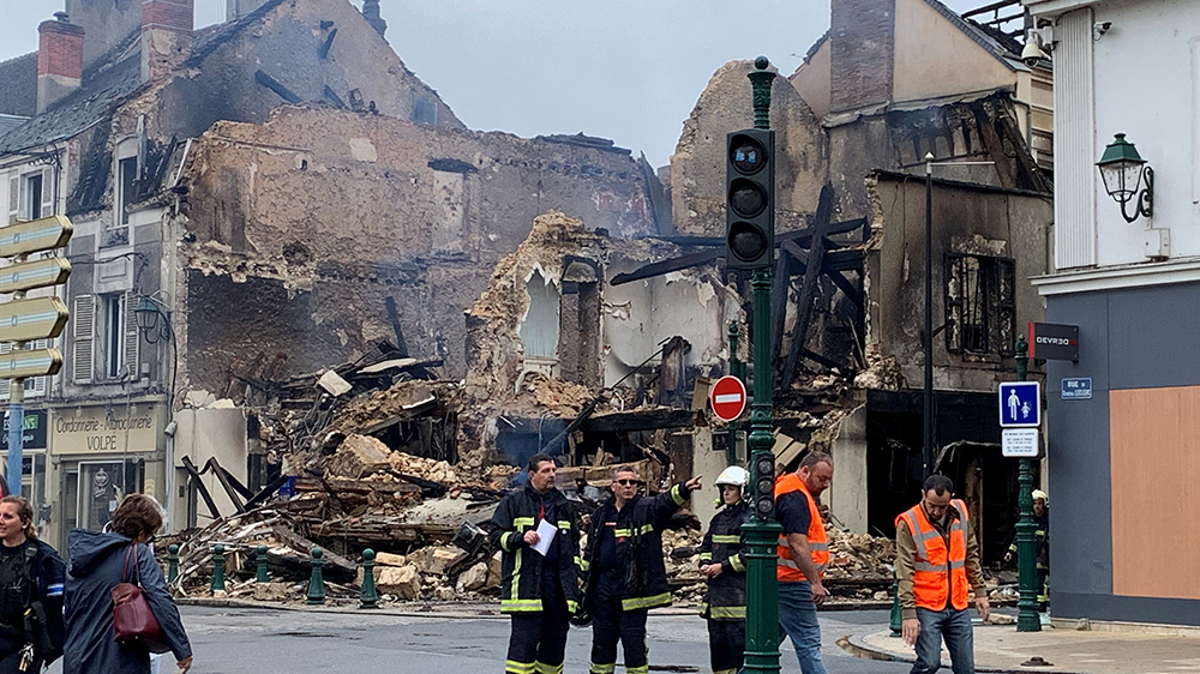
[775,473,829,582]
[895,499,971,611]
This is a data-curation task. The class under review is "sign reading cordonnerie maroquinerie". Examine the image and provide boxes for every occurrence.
[1029,322,1079,362]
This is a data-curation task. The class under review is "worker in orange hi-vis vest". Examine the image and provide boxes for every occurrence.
[895,474,990,674]
[774,451,833,674]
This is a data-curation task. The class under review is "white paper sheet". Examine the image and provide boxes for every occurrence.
[531,518,557,556]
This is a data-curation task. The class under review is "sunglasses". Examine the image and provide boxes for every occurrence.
[615,479,644,486]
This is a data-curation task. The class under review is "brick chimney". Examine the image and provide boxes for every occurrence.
[37,12,86,113]
[141,0,193,83]
[829,0,896,113]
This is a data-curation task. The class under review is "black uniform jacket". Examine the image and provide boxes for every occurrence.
[699,501,750,620]
[489,485,583,614]
[582,482,693,612]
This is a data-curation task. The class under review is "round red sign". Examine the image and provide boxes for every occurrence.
[710,375,748,422]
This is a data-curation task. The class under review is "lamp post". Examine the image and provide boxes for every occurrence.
[727,321,743,466]
[1014,335,1041,632]
[924,153,935,479]
[740,56,782,674]
[1096,133,1153,223]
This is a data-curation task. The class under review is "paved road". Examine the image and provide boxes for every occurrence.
[46,606,908,674]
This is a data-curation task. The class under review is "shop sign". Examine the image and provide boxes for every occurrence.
[51,405,160,455]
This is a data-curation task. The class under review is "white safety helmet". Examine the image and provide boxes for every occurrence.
[714,466,750,489]
[1031,489,1048,504]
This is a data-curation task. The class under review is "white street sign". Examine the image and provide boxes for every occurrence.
[1002,428,1039,458]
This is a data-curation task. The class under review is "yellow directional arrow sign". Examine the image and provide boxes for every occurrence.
[0,297,69,343]
[0,215,73,258]
[0,348,62,380]
[0,258,71,294]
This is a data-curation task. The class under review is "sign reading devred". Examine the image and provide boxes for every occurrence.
[710,375,748,423]
[1029,322,1079,362]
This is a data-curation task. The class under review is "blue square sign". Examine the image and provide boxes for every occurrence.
[999,381,1041,427]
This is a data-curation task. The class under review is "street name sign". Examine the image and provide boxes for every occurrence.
[710,375,748,422]
[1002,428,1039,457]
[1061,377,1092,400]
[999,381,1041,427]
[0,215,73,258]
[0,296,69,343]
[0,257,71,294]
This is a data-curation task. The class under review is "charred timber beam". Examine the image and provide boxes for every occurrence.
[254,70,302,104]
[581,408,697,433]
[782,184,835,389]
[780,240,863,309]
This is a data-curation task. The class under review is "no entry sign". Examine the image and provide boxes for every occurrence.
[710,375,748,422]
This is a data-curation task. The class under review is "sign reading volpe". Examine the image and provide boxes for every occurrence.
[51,405,159,454]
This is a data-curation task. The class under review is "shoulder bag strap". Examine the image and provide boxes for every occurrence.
[121,543,139,585]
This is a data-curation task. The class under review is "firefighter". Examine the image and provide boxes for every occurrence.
[698,466,751,674]
[489,453,583,674]
[1004,489,1049,608]
[583,466,702,674]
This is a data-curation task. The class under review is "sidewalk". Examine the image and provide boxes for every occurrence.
[840,620,1200,674]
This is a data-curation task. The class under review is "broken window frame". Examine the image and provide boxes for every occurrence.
[944,253,1016,358]
[116,157,137,227]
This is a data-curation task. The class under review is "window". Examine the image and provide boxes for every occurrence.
[25,173,41,221]
[105,294,125,378]
[117,157,137,226]
[0,340,48,400]
[945,254,1016,357]
[412,98,437,125]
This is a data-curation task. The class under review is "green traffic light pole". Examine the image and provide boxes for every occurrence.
[741,55,783,674]
[1014,335,1041,632]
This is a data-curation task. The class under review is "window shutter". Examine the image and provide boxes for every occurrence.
[72,295,95,384]
[29,339,47,398]
[40,169,53,218]
[0,343,11,400]
[123,291,139,378]
[6,175,18,225]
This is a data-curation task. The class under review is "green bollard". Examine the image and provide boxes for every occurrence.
[167,544,179,584]
[889,578,903,637]
[306,547,326,605]
[256,545,270,583]
[210,544,226,593]
[359,549,379,609]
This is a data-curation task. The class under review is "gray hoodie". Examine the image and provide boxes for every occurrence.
[63,530,191,674]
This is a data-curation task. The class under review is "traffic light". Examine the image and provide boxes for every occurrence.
[726,128,775,270]
[753,451,776,519]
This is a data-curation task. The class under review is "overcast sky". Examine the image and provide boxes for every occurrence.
[3,0,990,168]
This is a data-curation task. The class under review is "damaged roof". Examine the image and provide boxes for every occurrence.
[920,0,1025,71]
[0,52,37,118]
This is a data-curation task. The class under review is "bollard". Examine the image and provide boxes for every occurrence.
[210,544,226,594]
[306,547,326,605]
[167,544,179,584]
[359,549,379,609]
[256,545,270,583]
[889,578,902,637]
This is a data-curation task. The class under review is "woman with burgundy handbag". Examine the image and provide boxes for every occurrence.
[64,495,192,674]
[0,495,65,673]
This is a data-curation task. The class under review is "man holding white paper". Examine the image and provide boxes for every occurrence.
[489,453,583,674]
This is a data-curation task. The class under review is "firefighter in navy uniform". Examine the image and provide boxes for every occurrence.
[582,466,703,674]
[489,453,583,674]
[698,467,751,674]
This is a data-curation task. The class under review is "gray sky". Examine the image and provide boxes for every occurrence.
[3,0,990,168]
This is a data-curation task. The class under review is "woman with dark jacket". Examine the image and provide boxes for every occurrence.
[64,494,193,674]
[0,495,66,673]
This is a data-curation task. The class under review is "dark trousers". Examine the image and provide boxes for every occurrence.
[706,618,745,674]
[506,578,570,674]
[910,607,974,674]
[589,594,648,674]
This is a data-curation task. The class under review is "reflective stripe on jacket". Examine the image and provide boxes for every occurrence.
[774,473,828,582]
[895,499,970,612]
[488,486,583,614]
[699,501,749,620]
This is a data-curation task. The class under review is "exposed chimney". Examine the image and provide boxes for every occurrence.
[362,0,387,39]
[141,0,194,83]
[37,12,86,113]
[829,0,896,113]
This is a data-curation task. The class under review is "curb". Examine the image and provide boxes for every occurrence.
[176,597,701,619]
[836,632,1090,674]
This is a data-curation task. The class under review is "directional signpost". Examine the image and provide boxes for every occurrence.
[0,214,72,496]
[710,374,748,423]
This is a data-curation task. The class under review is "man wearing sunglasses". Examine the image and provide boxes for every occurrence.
[583,466,703,674]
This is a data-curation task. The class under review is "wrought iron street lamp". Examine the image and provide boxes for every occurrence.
[134,294,172,344]
[1097,133,1153,223]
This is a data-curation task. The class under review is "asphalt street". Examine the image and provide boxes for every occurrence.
[41,606,909,674]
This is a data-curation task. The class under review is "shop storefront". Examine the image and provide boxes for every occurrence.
[46,399,167,551]
[0,409,49,529]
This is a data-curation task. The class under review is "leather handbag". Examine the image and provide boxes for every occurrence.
[111,543,170,653]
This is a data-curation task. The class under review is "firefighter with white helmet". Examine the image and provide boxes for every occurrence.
[698,466,752,674]
[1004,488,1050,608]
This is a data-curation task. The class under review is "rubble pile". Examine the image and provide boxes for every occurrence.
[825,527,895,579]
